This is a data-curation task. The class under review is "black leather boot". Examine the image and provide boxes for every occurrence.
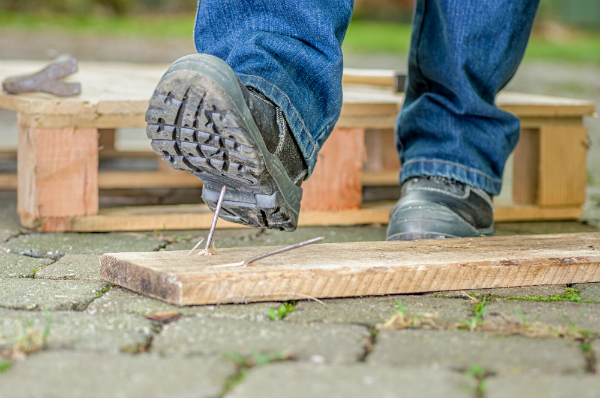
[145,54,308,231]
[386,176,495,241]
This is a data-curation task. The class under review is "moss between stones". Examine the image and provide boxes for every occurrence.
[504,288,599,304]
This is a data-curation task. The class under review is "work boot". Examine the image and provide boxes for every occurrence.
[386,176,495,241]
[145,54,308,231]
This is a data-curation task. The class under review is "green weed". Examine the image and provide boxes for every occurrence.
[0,359,12,372]
[9,312,51,358]
[505,288,597,303]
[268,301,296,321]
[172,234,192,243]
[396,300,406,314]
[221,350,294,397]
[382,300,439,329]
[462,364,489,398]
[458,297,488,331]
[95,284,112,299]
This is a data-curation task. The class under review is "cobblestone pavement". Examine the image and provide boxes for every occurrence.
[1,193,600,398]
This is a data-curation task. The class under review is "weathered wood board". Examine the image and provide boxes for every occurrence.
[100,232,600,306]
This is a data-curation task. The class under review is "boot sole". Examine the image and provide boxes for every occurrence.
[145,54,303,231]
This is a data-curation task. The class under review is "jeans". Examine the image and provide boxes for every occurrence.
[194,0,539,195]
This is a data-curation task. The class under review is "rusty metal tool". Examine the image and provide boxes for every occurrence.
[191,185,227,256]
[2,55,82,96]
[213,236,325,268]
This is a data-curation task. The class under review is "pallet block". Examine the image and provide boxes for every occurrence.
[100,232,600,306]
[301,128,365,211]
[17,125,99,230]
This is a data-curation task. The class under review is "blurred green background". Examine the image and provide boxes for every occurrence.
[0,0,599,63]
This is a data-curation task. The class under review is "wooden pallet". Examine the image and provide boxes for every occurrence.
[0,61,595,231]
[100,232,600,306]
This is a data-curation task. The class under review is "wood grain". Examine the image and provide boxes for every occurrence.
[301,128,365,211]
[100,232,600,305]
[97,171,202,189]
[17,126,98,229]
[512,128,540,204]
[539,125,588,206]
[0,171,202,190]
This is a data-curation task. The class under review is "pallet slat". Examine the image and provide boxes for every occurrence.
[33,202,582,232]
[100,232,600,305]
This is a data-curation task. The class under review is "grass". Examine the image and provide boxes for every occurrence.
[220,350,294,397]
[2,12,600,64]
[0,359,12,372]
[268,301,296,321]
[95,284,113,299]
[462,364,489,398]
[504,287,599,304]
[381,300,440,330]
[458,296,489,332]
[1,312,52,361]
[0,12,195,39]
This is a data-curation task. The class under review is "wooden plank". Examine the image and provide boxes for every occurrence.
[538,125,588,206]
[342,68,398,87]
[2,62,594,131]
[493,203,582,222]
[512,128,540,204]
[1,171,201,190]
[34,200,582,232]
[98,171,201,189]
[301,128,365,211]
[99,232,600,305]
[362,170,398,186]
[0,174,17,190]
[17,126,99,229]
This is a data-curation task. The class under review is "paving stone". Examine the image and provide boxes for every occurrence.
[153,317,369,364]
[571,283,600,301]
[0,309,153,353]
[591,340,600,368]
[368,329,585,374]
[1,232,167,259]
[430,285,569,299]
[165,226,386,251]
[0,197,22,243]
[0,228,19,244]
[35,254,102,281]
[486,374,600,398]
[87,286,283,320]
[227,363,474,398]
[286,295,472,328]
[0,252,53,278]
[0,278,108,310]
[0,351,235,398]
[484,300,600,331]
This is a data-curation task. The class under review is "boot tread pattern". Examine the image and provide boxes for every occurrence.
[145,73,297,231]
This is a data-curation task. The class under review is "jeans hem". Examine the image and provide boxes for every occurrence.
[399,158,502,195]
[237,73,320,174]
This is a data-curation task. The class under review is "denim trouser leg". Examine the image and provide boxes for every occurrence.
[193,0,538,194]
[193,0,353,176]
[398,0,539,195]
